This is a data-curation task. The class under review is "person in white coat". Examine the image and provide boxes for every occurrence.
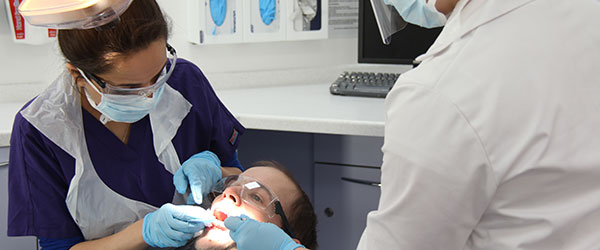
[212,0,600,249]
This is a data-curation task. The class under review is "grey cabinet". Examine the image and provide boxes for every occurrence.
[314,164,381,250]
[314,134,383,168]
[314,135,383,250]
[1,146,38,249]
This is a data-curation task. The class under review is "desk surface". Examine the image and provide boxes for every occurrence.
[215,83,386,137]
[0,83,386,147]
[0,102,24,147]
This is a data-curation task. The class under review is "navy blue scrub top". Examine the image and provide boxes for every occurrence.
[7,58,245,240]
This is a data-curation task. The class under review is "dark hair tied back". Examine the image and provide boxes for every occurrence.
[58,0,169,75]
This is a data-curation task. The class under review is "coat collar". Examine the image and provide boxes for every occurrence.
[417,0,536,62]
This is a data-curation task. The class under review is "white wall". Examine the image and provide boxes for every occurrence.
[0,1,64,87]
[0,0,358,95]
[158,0,357,73]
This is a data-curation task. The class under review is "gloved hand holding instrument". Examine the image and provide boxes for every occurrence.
[143,204,216,248]
[174,150,223,204]
[225,214,306,250]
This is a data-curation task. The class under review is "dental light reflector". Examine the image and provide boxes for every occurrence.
[17,0,132,29]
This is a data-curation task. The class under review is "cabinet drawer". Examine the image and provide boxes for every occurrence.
[1,146,38,249]
[314,163,381,250]
[0,146,8,167]
[314,134,383,168]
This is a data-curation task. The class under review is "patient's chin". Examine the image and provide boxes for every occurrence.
[194,227,237,250]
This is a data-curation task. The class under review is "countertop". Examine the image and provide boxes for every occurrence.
[0,83,386,147]
[0,64,407,147]
[0,102,25,147]
[215,83,385,137]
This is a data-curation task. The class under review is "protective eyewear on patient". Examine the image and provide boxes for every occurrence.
[79,44,177,96]
[209,175,296,238]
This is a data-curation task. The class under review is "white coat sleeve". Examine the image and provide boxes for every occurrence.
[358,83,497,250]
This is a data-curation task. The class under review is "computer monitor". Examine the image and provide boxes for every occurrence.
[358,0,443,65]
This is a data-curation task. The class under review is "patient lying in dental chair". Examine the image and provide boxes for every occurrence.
[175,160,318,250]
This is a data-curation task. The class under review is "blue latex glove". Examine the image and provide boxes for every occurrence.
[210,0,227,26]
[259,0,277,25]
[225,214,305,250]
[143,203,216,248]
[174,150,222,204]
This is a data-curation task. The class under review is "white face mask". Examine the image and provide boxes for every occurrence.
[384,0,447,28]
[75,43,178,124]
[78,68,167,124]
[84,79,166,124]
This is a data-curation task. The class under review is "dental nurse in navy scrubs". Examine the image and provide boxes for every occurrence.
[7,1,244,249]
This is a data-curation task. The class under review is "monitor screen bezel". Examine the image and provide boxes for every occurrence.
[358,0,443,65]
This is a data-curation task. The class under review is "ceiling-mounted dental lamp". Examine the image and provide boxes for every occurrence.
[17,0,133,30]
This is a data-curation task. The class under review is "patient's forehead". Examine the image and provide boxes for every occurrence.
[241,166,300,210]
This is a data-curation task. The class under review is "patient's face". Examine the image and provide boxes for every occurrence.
[192,167,299,250]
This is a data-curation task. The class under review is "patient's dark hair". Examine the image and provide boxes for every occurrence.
[248,161,318,250]
[57,0,169,75]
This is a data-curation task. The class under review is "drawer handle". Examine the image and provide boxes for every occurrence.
[0,161,8,168]
[341,177,381,187]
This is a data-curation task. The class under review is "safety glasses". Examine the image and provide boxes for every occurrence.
[210,175,296,239]
[79,43,177,97]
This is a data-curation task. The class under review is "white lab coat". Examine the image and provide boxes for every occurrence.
[358,0,600,249]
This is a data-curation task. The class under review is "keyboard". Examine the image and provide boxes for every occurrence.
[329,71,401,98]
